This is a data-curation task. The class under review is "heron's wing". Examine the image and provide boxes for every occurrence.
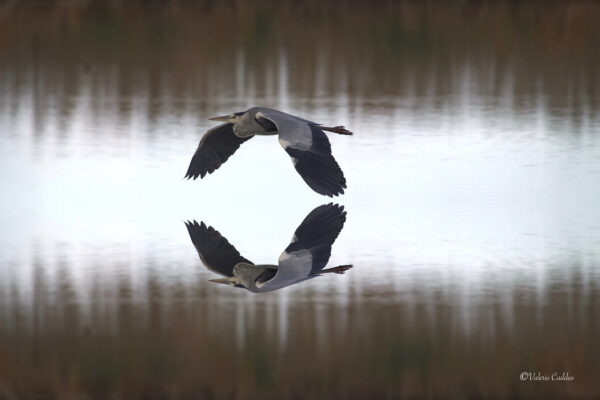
[185,123,253,179]
[185,220,253,277]
[286,127,346,196]
[257,109,346,197]
[256,204,346,290]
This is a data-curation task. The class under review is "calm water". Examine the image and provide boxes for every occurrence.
[1,2,600,399]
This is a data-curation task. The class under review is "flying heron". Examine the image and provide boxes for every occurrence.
[185,107,353,197]
[185,203,352,293]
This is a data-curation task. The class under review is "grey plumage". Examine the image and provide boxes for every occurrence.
[185,107,352,197]
[185,203,352,293]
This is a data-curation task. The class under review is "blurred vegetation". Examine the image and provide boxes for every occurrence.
[0,1,599,130]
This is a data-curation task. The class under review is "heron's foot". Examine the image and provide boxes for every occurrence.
[321,264,353,275]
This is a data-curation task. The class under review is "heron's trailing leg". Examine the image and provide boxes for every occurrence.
[320,126,353,135]
[320,264,353,275]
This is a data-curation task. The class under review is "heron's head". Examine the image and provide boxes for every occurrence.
[209,111,245,123]
[209,264,270,290]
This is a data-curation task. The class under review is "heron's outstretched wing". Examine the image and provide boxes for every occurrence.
[185,123,253,179]
[285,126,346,197]
[185,220,253,277]
[257,109,346,197]
[282,203,347,274]
[256,204,346,290]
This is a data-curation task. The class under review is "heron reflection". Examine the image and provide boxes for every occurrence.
[185,203,351,292]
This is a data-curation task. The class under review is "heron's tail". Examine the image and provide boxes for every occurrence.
[321,126,353,135]
[320,265,353,275]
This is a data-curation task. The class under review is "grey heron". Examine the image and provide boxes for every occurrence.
[185,107,353,197]
[184,203,352,293]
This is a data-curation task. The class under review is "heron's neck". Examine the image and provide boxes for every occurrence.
[233,126,277,138]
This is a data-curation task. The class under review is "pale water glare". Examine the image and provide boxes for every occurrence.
[2,67,599,294]
[0,3,599,399]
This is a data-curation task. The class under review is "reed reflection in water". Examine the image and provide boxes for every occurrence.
[1,253,598,399]
[0,2,599,399]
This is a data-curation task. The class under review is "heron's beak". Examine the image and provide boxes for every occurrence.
[209,277,238,286]
[209,114,235,122]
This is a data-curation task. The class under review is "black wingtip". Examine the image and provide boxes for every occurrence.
[184,169,202,180]
[318,182,346,197]
[286,147,348,197]
[326,185,346,197]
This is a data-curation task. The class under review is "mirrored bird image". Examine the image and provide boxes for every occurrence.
[185,107,353,197]
[185,203,352,293]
